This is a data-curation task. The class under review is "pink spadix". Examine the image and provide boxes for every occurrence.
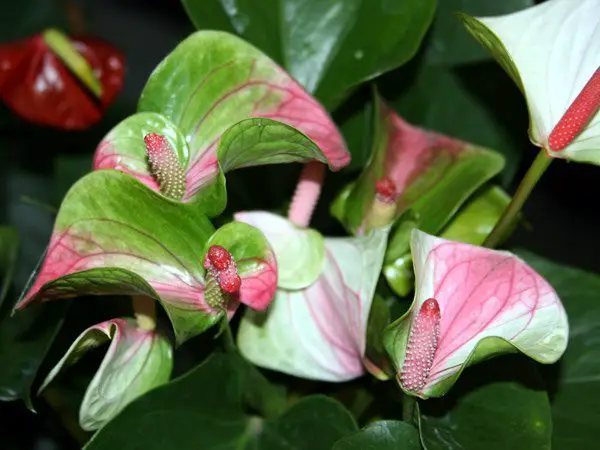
[144,133,186,200]
[204,245,241,300]
[375,176,398,204]
[399,298,441,393]
[287,162,325,227]
[548,67,600,152]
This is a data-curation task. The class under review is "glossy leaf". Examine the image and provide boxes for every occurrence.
[85,352,256,450]
[384,230,568,398]
[256,396,357,450]
[425,0,534,65]
[384,186,511,296]
[0,32,124,130]
[104,31,349,212]
[238,211,389,382]
[333,420,420,450]
[460,0,600,162]
[519,251,600,449]
[419,357,552,449]
[182,0,436,108]
[85,352,356,449]
[234,211,324,290]
[39,318,173,431]
[332,94,505,235]
[15,170,218,345]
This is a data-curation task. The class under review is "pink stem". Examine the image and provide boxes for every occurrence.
[287,162,326,227]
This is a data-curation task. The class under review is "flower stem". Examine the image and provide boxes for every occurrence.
[287,162,325,227]
[402,394,416,423]
[221,319,237,353]
[132,295,156,331]
[483,149,552,249]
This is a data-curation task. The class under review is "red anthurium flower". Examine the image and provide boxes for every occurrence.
[0,29,124,129]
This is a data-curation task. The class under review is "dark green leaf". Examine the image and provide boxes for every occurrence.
[419,357,552,450]
[333,420,420,450]
[85,353,253,450]
[256,396,357,450]
[425,0,534,65]
[0,227,19,308]
[518,251,600,450]
[182,0,436,108]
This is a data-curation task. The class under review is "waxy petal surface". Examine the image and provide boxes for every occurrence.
[235,211,324,290]
[16,170,219,345]
[461,0,600,162]
[96,31,348,210]
[39,318,172,431]
[385,230,568,398]
[204,221,278,311]
[0,33,124,130]
[331,96,503,235]
[238,227,388,382]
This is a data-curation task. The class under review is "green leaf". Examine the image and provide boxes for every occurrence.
[419,357,552,450]
[0,227,19,308]
[182,0,436,108]
[0,301,69,405]
[518,251,600,449]
[333,420,421,450]
[17,170,218,345]
[332,92,504,235]
[85,352,254,450]
[425,0,534,65]
[364,295,393,380]
[85,352,355,449]
[256,396,358,450]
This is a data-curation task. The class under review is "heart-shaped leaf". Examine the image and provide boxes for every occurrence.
[418,357,552,449]
[15,169,276,344]
[39,318,172,431]
[384,230,568,398]
[93,31,350,213]
[333,420,421,450]
[182,0,436,108]
[518,250,600,449]
[460,0,600,162]
[331,93,505,236]
[238,211,389,382]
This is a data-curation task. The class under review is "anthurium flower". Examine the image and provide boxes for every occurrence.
[331,94,503,236]
[39,318,172,431]
[0,29,124,130]
[15,170,277,344]
[94,31,349,214]
[384,230,569,399]
[460,0,600,163]
[236,211,389,382]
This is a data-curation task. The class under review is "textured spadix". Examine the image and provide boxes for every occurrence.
[384,230,569,398]
[461,0,600,163]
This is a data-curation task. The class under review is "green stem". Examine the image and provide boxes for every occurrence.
[483,149,552,249]
[402,394,416,423]
[221,319,237,353]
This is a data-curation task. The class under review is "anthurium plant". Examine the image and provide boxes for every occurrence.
[1,0,599,449]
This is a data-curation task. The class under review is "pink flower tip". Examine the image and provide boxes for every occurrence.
[375,177,398,204]
[204,245,241,295]
[143,133,186,200]
[399,298,441,394]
